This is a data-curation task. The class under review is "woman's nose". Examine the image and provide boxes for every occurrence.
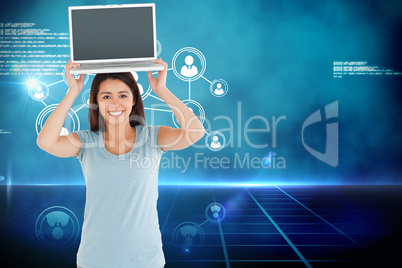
[110,97,120,106]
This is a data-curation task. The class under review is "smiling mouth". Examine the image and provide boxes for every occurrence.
[108,111,124,117]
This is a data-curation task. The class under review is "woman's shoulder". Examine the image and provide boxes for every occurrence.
[137,124,163,136]
[136,124,163,147]
[73,129,101,144]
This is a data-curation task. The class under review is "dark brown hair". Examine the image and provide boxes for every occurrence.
[88,73,145,131]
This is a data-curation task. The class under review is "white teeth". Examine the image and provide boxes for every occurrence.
[108,111,123,116]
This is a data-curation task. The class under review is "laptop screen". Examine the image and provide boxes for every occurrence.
[71,6,155,61]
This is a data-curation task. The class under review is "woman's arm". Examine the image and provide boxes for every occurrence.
[147,58,205,151]
[36,59,85,157]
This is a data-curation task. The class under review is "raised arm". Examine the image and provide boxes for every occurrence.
[147,58,205,151]
[36,59,85,157]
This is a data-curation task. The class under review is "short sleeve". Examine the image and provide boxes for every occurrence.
[73,130,86,160]
[72,130,99,160]
[151,125,166,154]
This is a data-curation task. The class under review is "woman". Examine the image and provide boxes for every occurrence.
[36,58,205,268]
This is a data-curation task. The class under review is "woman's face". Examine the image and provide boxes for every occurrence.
[97,79,135,127]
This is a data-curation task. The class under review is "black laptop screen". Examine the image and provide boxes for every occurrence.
[71,6,155,61]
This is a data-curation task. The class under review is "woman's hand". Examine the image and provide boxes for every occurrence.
[65,59,85,94]
[147,58,168,94]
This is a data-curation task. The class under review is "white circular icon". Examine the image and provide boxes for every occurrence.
[172,47,206,82]
[210,79,229,97]
[172,99,205,128]
[205,131,226,151]
[36,104,80,135]
[82,89,91,106]
[156,40,162,57]
[29,81,49,101]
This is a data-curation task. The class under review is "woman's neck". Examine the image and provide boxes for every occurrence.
[104,121,135,143]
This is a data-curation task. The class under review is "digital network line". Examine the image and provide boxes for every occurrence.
[28,46,229,150]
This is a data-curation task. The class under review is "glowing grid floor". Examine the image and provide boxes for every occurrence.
[0,185,399,267]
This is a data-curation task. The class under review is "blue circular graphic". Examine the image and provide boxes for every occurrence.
[172,221,205,253]
[205,202,226,223]
[35,206,80,249]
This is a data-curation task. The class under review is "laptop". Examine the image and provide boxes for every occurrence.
[68,3,164,75]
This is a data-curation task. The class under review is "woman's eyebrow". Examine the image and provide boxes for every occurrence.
[100,91,129,95]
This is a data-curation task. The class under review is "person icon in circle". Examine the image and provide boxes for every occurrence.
[214,83,224,95]
[180,55,198,77]
[34,86,45,99]
[210,135,221,149]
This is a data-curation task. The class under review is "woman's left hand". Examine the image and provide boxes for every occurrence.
[147,58,168,94]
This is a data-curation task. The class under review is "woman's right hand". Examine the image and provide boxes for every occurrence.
[65,59,85,93]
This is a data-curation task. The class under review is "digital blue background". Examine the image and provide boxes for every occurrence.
[0,0,401,185]
[1,1,402,267]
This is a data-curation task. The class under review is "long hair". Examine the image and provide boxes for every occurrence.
[88,73,145,131]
